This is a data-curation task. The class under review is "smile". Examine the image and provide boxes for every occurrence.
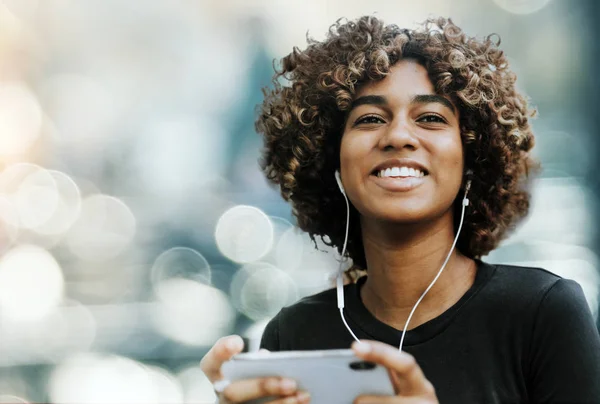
[369,170,427,192]
[376,166,426,178]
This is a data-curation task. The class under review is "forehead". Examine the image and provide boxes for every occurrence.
[355,59,435,98]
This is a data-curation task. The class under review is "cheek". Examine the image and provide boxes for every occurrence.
[340,133,362,157]
[436,139,464,185]
[339,134,371,172]
[425,131,464,179]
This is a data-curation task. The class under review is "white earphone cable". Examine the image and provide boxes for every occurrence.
[335,171,471,350]
[339,308,361,342]
[336,179,361,342]
[397,196,468,351]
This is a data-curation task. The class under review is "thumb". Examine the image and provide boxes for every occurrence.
[200,335,244,382]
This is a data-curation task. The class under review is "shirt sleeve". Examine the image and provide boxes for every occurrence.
[528,278,600,403]
[260,311,282,351]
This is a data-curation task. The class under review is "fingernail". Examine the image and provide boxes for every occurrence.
[280,378,297,392]
[353,341,371,354]
[226,336,242,351]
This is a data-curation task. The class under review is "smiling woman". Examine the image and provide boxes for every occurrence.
[341,60,464,225]
[200,15,600,404]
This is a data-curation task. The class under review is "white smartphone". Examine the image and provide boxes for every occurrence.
[221,349,395,404]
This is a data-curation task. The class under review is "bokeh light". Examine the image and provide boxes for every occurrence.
[33,300,97,362]
[177,366,217,404]
[151,247,211,295]
[230,262,298,321]
[14,168,60,230]
[66,194,136,261]
[0,299,96,367]
[143,366,184,404]
[48,354,158,404]
[275,226,306,272]
[0,163,59,231]
[261,216,296,270]
[0,245,64,321]
[0,82,42,156]
[215,205,274,263]
[0,196,19,253]
[153,278,235,346]
[32,170,81,236]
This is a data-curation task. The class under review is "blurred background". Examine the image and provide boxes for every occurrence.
[0,0,598,402]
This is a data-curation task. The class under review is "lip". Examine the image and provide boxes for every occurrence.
[370,175,426,192]
[371,158,429,175]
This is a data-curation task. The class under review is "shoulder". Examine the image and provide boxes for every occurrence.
[454,261,568,326]
[487,261,562,288]
[480,261,564,304]
[475,264,600,401]
[475,260,595,330]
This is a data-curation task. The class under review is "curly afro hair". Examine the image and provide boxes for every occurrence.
[256,16,538,273]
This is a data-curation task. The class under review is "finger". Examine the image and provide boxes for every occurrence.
[200,335,244,382]
[266,390,311,404]
[352,340,434,397]
[221,377,299,403]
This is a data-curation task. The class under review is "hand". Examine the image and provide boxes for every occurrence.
[351,340,438,404]
[200,335,311,403]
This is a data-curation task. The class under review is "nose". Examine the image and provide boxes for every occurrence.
[377,118,419,151]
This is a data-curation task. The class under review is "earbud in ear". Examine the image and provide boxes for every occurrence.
[463,169,472,207]
[462,190,470,207]
[334,171,345,195]
[463,169,473,192]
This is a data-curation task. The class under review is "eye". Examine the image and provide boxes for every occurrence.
[355,114,385,125]
[418,114,446,124]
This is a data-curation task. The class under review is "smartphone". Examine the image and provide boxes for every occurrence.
[221,349,395,404]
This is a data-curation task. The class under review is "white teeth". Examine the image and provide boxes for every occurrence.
[378,167,425,178]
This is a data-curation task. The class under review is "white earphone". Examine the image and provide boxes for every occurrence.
[334,169,472,350]
[334,170,345,195]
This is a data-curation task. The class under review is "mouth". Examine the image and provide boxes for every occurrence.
[369,162,429,192]
[370,167,429,179]
[370,158,430,180]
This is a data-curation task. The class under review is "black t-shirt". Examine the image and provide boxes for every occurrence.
[260,260,600,403]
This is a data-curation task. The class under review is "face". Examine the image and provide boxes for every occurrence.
[339,59,464,226]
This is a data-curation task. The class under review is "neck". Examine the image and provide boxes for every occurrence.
[359,213,476,331]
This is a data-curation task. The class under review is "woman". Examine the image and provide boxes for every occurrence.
[201,16,600,403]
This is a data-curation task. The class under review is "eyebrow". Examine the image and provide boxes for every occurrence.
[350,94,456,116]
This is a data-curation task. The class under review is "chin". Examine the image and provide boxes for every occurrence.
[367,206,434,225]
[362,199,452,226]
